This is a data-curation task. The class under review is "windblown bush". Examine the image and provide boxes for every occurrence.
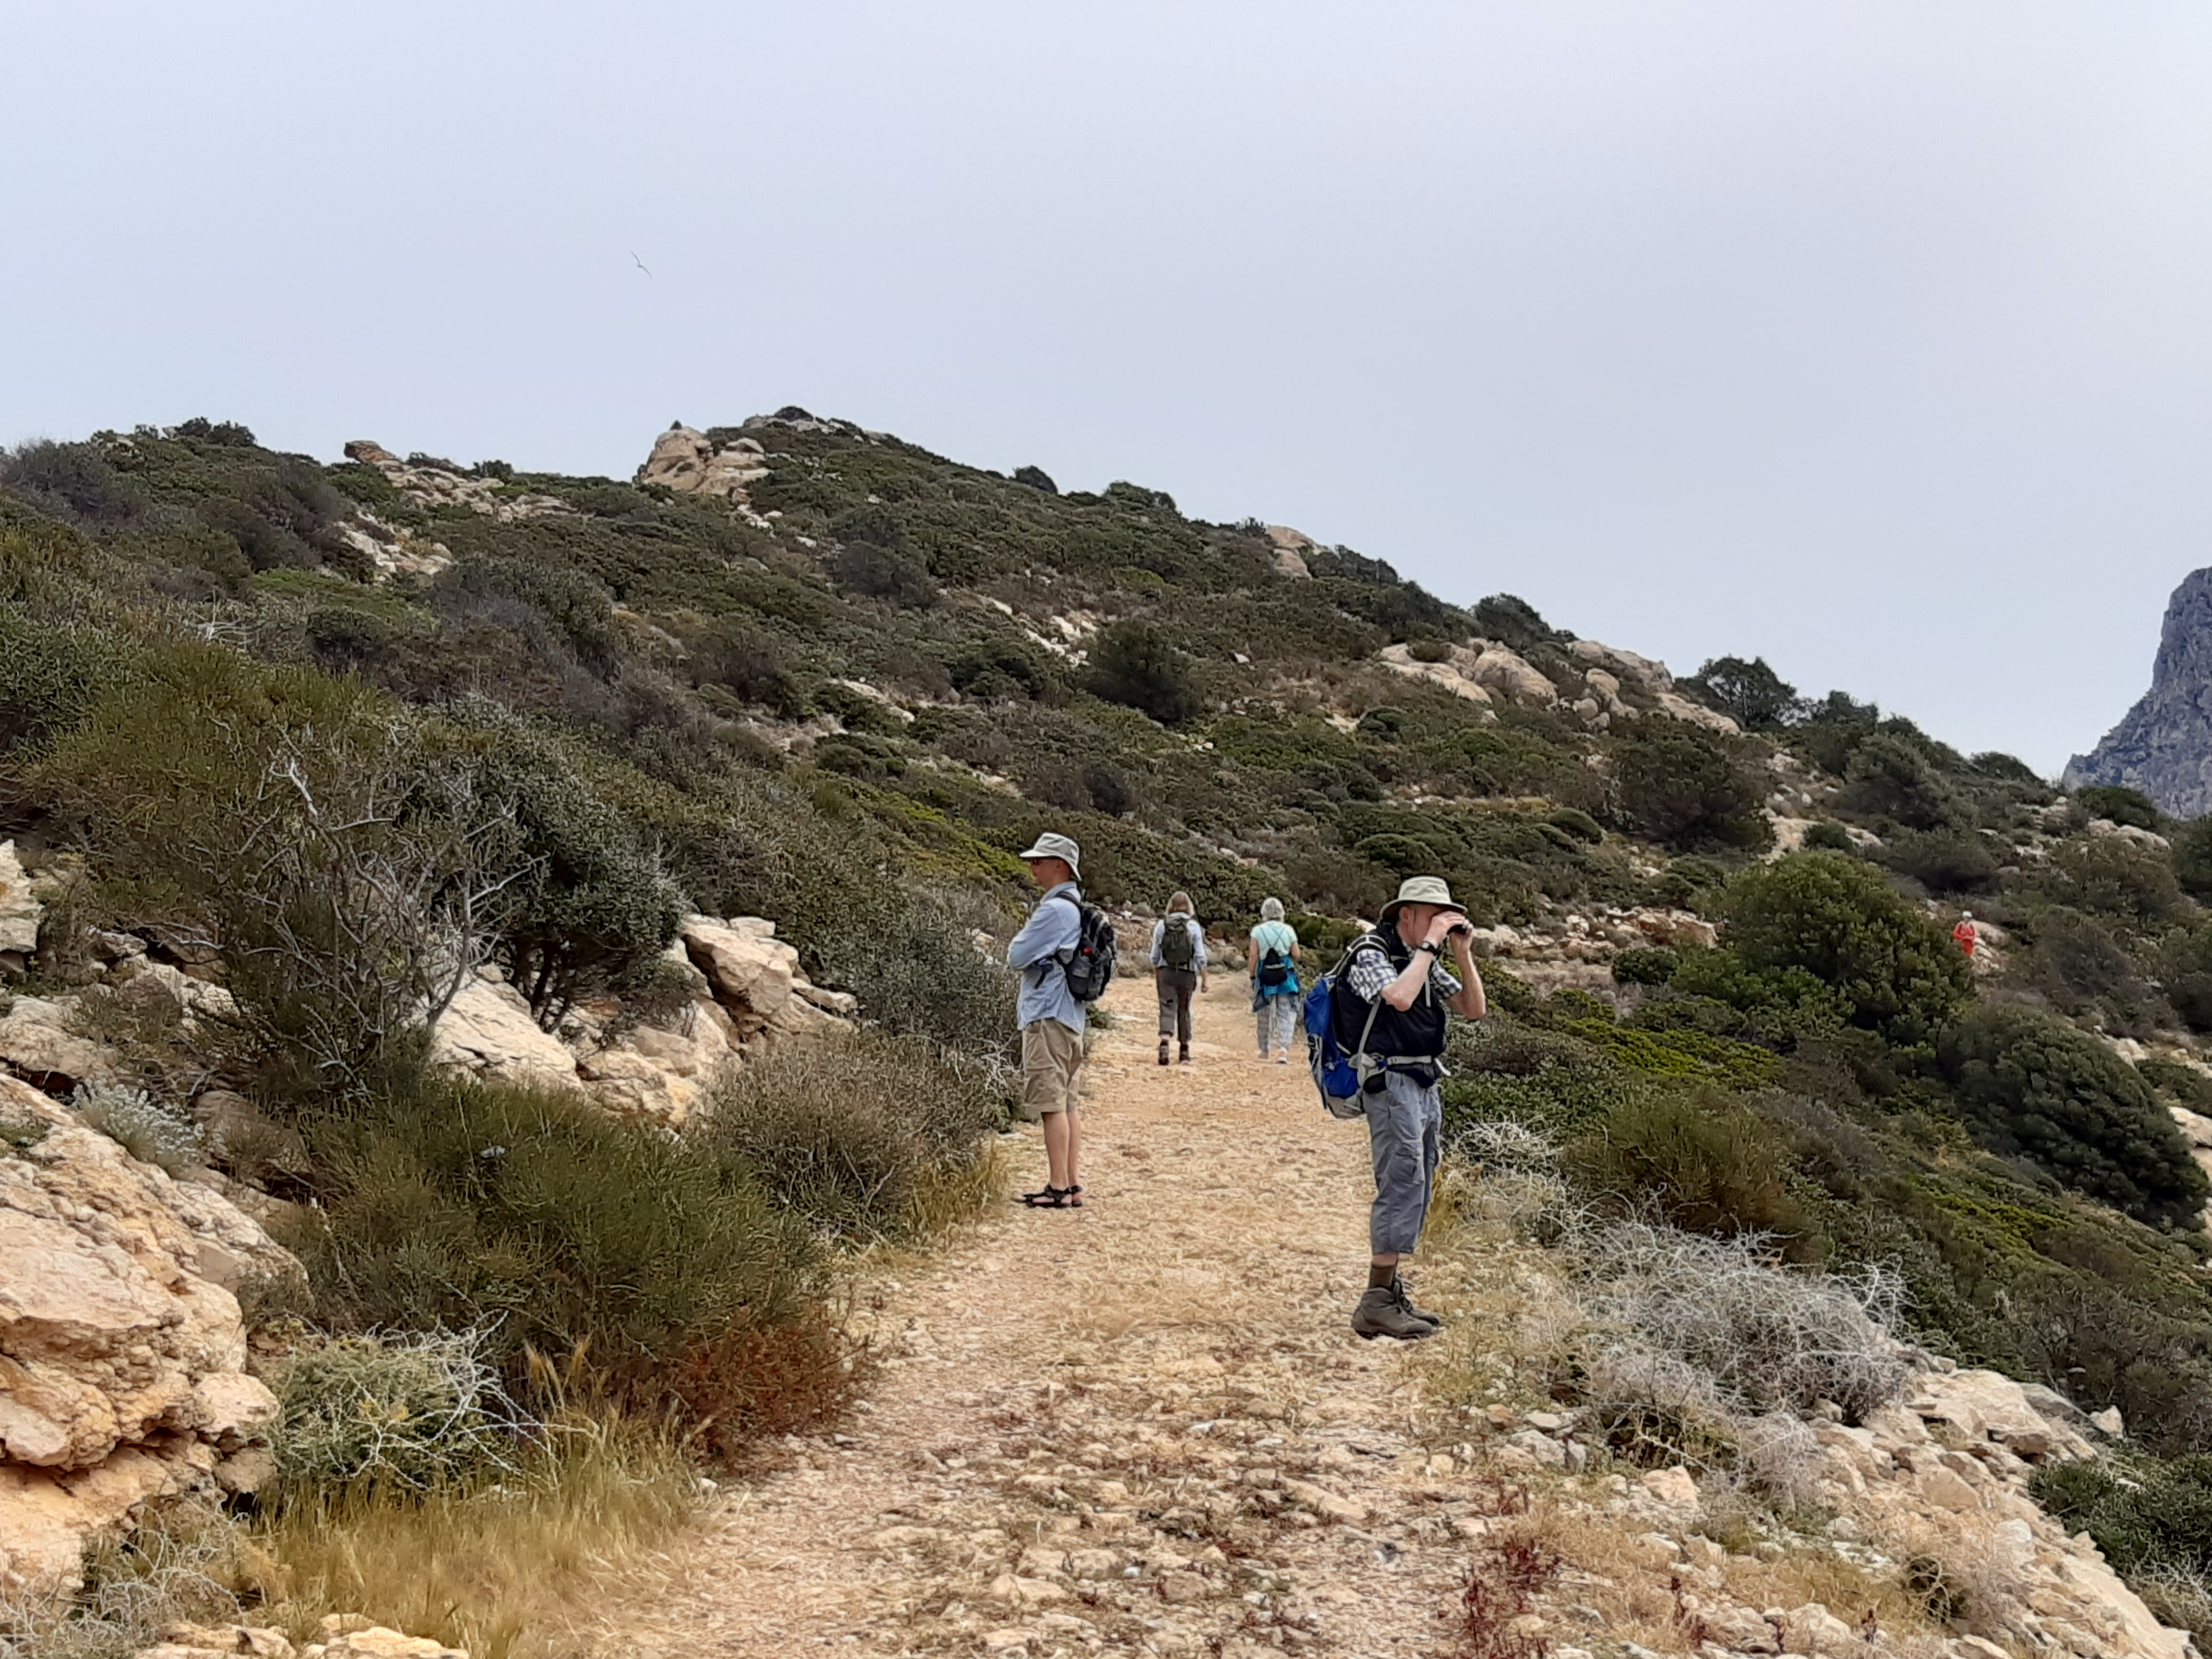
[38,648,528,1093]
[1938,1005,2210,1229]
[1611,724,1770,853]
[1565,1086,1816,1255]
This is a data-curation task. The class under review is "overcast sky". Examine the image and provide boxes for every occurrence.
[6,3,2211,773]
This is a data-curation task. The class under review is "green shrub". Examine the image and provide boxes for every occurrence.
[1085,621,1199,725]
[1802,820,1854,852]
[1938,1005,2210,1229]
[2033,1451,2212,1640]
[1611,946,1679,986]
[697,1029,1005,1240]
[284,1074,842,1446]
[1544,805,1604,845]
[1442,1018,1629,1140]
[2176,818,2212,900]
[1565,1086,1817,1254]
[1612,725,1770,853]
[816,894,1016,1060]
[0,608,122,753]
[2037,836,2184,925]
[267,1330,517,1495]
[1880,828,1999,895]
[1715,852,1970,1045]
[1471,593,1555,651]
[2076,784,2163,831]
[1841,733,1965,830]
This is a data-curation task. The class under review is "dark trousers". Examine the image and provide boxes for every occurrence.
[1155,968,1197,1043]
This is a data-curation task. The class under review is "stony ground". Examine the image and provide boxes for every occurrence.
[589,973,2192,1659]
[610,972,1519,1659]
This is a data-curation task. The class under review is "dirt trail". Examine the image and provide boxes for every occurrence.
[616,973,1500,1659]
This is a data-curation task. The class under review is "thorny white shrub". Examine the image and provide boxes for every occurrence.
[1562,1220,1909,1500]
[1455,1119,1571,1230]
[71,1081,204,1174]
[1569,1221,1908,1421]
[267,1327,521,1495]
[0,1504,240,1659]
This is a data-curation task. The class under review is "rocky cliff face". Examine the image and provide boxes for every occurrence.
[2067,567,2212,816]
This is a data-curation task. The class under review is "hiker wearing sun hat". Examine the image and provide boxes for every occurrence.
[1337,875,1487,1341]
[1006,831,1106,1209]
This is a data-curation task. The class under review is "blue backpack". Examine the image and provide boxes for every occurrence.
[1303,936,1387,1120]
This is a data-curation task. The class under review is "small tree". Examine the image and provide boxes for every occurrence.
[1086,621,1198,725]
[1683,656,1803,731]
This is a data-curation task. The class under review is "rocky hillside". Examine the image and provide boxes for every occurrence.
[13,410,2212,1650]
[2068,567,2212,816]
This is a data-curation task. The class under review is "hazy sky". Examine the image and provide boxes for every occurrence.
[7,4,2212,773]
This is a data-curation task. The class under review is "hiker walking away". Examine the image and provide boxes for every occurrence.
[1249,897,1303,1064]
[1953,912,1978,958]
[1007,832,1096,1208]
[1150,891,1208,1067]
[1338,876,1486,1341]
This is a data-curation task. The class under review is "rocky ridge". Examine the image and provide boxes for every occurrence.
[2067,566,2212,816]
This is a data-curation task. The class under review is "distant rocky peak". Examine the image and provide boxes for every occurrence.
[2066,566,2212,817]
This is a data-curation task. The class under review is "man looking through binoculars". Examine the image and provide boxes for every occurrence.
[1337,877,1488,1341]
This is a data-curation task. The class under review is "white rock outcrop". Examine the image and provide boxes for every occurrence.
[0,1075,296,1595]
[427,918,855,1129]
[634,424,774,529]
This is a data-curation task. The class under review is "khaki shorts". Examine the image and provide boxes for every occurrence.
[1020,1019,1086,1121]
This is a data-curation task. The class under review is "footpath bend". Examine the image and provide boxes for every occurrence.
[613,972,1492,1659]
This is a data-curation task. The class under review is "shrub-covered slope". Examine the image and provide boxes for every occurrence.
[15,408,2212,1547]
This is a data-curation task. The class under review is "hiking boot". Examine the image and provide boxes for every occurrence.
[1351,1286,1435,1341]
[1158,1039,1170,1067]
[1394,1278,1443,1329]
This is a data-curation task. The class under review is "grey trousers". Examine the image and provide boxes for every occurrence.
[1155,968,1197,1042]
[1366,1070,1443,1256]
[1255,995,1298,1055]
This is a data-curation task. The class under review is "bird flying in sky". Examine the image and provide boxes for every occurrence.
[632,252,652,278]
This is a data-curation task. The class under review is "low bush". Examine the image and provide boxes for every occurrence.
[1938,1004,2210,1229]
[72,1082,204,1174]
[2033,1452,2212,1645]
[697,1029,1007,1241]
[2075,784,2163,831]
[1085,620,1198,725]
[1611,946,1678,986]
[1802,820,1854,852]
[1560,1220,1908,1491]
[266,1329,518,1495]
[2036,836,2185,925]
[282,1074,846,1447]
[1565,1086,1815,1254]
[1840,733,1966,830]
[1880,827,1999,895]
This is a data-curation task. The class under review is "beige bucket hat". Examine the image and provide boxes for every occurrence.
[1377,875,1457,926]
[1018,831,1082,878]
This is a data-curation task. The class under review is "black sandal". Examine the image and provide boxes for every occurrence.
[1021,1185,1084,1208]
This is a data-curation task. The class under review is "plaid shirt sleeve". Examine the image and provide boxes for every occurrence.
[1344,943,1461,1002]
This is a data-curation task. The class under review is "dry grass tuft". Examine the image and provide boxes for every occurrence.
[238,1409,698,1659]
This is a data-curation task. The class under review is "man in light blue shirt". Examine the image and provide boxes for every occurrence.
[1006,831,1088,1208]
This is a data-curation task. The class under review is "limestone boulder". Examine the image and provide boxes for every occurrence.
[1466,644,1559,707]
[0,994,119,1093]
[0,841,41,958]
[680,915,798,1031]
[430,977,580,1093]
[0,1074,293,1594]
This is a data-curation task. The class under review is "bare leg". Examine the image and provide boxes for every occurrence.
[1044,1108,1082,1191]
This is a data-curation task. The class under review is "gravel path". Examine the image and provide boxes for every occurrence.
[611,971,1505,1659]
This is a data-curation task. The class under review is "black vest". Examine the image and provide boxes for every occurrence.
[1333,932,1449,1060]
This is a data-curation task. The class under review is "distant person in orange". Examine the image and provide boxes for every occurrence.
[1953,912,1978,958]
